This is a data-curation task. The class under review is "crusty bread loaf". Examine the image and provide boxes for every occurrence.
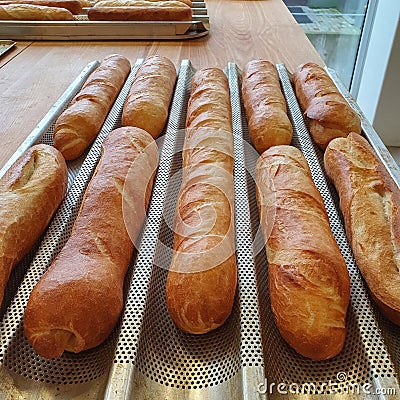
[24,127,159,358]
[0,0,82,13]
[91,0,193,7]
[0,3,74,19]
[256,145,350,360]
[242,60,293,154]
[54,54,131,161]
[166,68,237,335]
[0,144,67,306]
[292,62,361,150]
[88,0,192,21]
[122,55,176,138]
[324,132,400,325]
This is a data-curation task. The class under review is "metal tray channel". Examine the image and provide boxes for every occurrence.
[268,64,399,398]
[0,59,399,399]
[0,58,146,399]
[104,60,197,399]
[0,60,100,324]
[0,2,210,41]
[106,60,263,399]
[226,62,267,398]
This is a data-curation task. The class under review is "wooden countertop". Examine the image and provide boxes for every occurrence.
[0,0,323,170]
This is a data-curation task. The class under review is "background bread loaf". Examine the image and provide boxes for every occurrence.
[242,60,293,154]
[54,54,131,160]
[292,62,361,149]
[92,0,193,6]
[256,145,350,360]
[24,127,159,358]
[166,68,237,335]
[324,132,400,325]
[88,1,192,21]
[0,3,74,19]
[0,0,82,13]
[0,144,67,306]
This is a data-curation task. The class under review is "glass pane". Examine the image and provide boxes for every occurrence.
[284,0,369,88]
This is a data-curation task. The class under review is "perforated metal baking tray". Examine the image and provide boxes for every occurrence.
[0,2,209,40]
[0,59,399,399]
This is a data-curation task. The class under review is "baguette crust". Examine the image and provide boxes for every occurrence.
[92,0,193,7]
[0,144,67,306]
[324,133,400,325]
[256,145,350,360]
[292,62,361,149]
[122,55,176,138]
[166,68,237,334]
[242,60,293,153]
[0,0,82,13]
[24,127,159,358]
[54,54,131,161]
[88,0,192,21]
[0,3,74,19]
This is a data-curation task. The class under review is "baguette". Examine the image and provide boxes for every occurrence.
[92,0,193,7]
[54,54,131,161]
[24,127,159,358]
[0,144,67,306]
[242,60,293,154]
[88,0,192,21]
[256,145,350,360]
[122,55,176,138]
[324,133,400,325]
[166,68,237,334]
[0,3,74,19]
[0,0,82,13]
[292,62,361,149]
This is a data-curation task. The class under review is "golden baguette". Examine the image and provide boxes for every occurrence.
[93,0,193,7]
[0,3,74,19]
[0,144,67,306]
[54,54,131,160]
[292,62,361,149]
[88,0,192,20]
[166,68,237,335]
[0,0,82,13]
[242,60,293,154]
[256,145,350,360]
[324,132,400,325]
[122,55,177,138]
[24,127,159,358]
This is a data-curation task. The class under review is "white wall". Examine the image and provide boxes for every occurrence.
[354,0,400,132]
[373,19,400,146]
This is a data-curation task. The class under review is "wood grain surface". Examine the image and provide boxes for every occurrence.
[0,0,323,170]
